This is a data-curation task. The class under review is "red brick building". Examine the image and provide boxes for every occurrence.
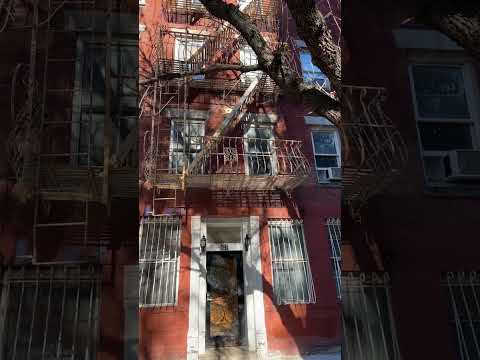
[342,1,480,359]
[0,1,139,359]
[138,0,342,358]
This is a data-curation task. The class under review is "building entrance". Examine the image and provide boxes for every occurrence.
[206,252,245,348]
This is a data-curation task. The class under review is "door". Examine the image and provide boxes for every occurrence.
[206,252,245,348]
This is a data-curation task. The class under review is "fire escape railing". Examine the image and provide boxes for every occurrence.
[147,135,311,191]
[341,86,408,220]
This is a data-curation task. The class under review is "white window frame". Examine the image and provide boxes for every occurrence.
[243,124,278,177]
[298,49,331,90]
[407,54,480,186]
[311,128,341,183]
[268,219,316,305]
[72,36,137,167]
[442,271,480,360]
[239,46,263,82]
[139,216,182,307]
[169,118,205,174]
[326,218,341,300]
[174,34,205,62]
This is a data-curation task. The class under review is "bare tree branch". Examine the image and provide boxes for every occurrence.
[199,0,341,125]
[416,0,480,61]
[139,64,260,85]
[285,0,341,93]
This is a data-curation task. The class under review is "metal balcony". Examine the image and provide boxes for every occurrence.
[145,135,311,191]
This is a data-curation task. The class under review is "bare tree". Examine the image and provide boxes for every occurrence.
[194,0,478,125]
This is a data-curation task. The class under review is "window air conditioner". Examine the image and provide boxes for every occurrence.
[446,150,480,181]
[328,167,342,181]
[139,0,146,5]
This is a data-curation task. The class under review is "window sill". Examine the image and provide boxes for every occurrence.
[424,183,480,198]
[316,182,342,188]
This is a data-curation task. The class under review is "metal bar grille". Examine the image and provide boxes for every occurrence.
[139,216,181,307]
[442,271,480,360]
[326,218,341,299]
[342,272,402,360]
[0,264,100,360]
[268,219,316,305]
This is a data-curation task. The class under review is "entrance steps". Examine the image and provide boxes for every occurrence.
[199,347,341,360]
[199,347,257,360]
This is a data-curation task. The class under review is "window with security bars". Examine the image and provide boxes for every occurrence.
[342,272,401,360]
[442,271,480,359]
[0,265,100,360]
[268,220,316,304]
[326,218,341,299]
[139,216,181,306]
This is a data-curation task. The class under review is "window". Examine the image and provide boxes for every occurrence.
[442,271,480,359]
[342,272,401,360]
[245,126,276,176]
[0,265,100,359]
[239,46,263,82]
[326,218,341,299]
[169,119,205,174]
[174,34,205,78]
[311,129,341,182]
[139,216,181,306]
[123,266,138,360]
[409,63,479,184]
[74,39,138,166]
[299,50,331,90]
[268,220,316,304]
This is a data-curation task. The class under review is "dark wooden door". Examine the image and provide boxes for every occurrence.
[206,252,244,348]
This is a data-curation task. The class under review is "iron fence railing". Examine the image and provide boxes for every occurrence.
[145,135,311,188]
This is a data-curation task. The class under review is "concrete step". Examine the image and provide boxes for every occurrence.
[199,347,257,360]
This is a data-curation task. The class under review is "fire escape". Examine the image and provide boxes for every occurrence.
[340,85,408,221]
[141,0,311,216]
[4,0,138,263]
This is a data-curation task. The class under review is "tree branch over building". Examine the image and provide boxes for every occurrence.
[199,0,341,125]
[416,0,480,61]
[139,64,260,85]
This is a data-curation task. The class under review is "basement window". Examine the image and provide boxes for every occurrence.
[326,218,341,299]
[442,272,480,360]
[268,219,316,305]
[342,272,402,360]
[139,216,181,307]
[0,265,100,359]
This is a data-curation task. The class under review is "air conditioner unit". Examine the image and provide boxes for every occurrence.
[446,150,480,181]
[328,167,342,181]
[139,0,146,5]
